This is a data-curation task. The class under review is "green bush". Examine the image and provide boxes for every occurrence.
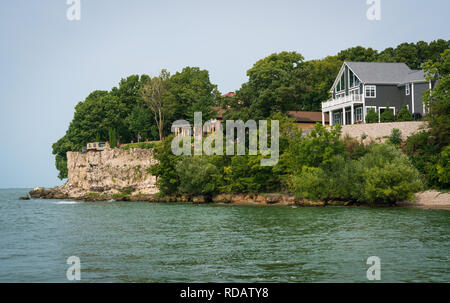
[388,128,402,146]
[147,136,181,195]
[380,108,395,122]
[175,156,220,196]
[279,123,346,175]
[396,105,413,121]
[436,146,450,187]
[404,131,446,188]
[365,108,378,123]
[291,143,423,204]
[353,144,423,204]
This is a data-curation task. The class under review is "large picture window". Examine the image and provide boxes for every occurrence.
[349,70,360,88]
[365,85,376,98]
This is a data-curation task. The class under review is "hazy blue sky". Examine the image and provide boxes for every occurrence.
[0,0,449,188]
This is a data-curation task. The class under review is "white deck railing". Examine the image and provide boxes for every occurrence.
[322,94,363,110]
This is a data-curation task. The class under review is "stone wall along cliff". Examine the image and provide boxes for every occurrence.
[63,147,159,198]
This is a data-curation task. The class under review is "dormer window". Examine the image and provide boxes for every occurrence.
[406,83,410,96]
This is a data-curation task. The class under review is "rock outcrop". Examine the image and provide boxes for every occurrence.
[59,147,159,198]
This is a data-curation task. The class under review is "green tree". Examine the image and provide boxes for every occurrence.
[396,105,413,121]
[337,46,379,62]
[147,135,181,195]
[140,69,172,141]
[234,51,309,119]
[380,107,395,122]
[422,49,450,149]
[108,128,117,148]
[365,108,378,123]
[388,128,402,146]
[168,66,221,123]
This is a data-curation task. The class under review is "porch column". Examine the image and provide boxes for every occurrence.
[329,111,333,126]
[363,105,366,123]
[342,107,346,125]
[322,111,325,126]
[351,104,354,125]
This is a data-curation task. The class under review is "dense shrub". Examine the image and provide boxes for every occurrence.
[352,144,423,204]
[404,131,445,188]
[147,135,181,195]
[175,157,220,196]
[380,108,395,122]
[365,108,378,123]
[436,146,450,187]
[278,123,346,175]
[388,128,402,146]
[291,143,423,204]
[396,105,413,121]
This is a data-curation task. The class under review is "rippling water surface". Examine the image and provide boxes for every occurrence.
[0,189,448,282]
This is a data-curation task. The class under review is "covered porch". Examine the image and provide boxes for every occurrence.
[321,94,364,126]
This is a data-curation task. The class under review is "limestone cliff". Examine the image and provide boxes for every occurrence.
[60,147,159,198]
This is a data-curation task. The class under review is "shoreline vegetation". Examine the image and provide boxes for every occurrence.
[26,187,450,210]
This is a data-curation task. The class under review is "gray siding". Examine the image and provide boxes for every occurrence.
[413,82,428,115]
[364,84,403,114]
[364,83,427,115]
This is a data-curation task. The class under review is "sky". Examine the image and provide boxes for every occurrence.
[0,0,449,188]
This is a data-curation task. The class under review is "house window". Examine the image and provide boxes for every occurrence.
[406,83,410,96]
[349,70,360,89]
[365,85,376,98]
[333,112,342,125]
[355,107,363,122]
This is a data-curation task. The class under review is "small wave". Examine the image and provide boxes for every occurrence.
[54,201,79,205]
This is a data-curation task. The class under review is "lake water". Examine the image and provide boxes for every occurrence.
[0,188,448,282]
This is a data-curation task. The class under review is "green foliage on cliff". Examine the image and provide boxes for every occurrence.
[176,157,221,196]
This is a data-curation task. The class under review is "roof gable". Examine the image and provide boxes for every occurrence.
[345,61,426,84]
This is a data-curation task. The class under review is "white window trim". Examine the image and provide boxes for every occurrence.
[365,85,376,98]
[365,106,377,114]
[355,107,363,122]
[378,106,396,115]
[406,83,410,96]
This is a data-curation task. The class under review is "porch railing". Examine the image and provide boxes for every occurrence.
[322,94,363,110]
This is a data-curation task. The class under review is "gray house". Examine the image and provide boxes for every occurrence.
[321,62,431,125]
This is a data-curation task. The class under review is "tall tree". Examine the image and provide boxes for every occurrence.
[140,70,171,141]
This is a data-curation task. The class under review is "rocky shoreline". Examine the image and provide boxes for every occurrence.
[27,187,332,206]
[26,186,450,209]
